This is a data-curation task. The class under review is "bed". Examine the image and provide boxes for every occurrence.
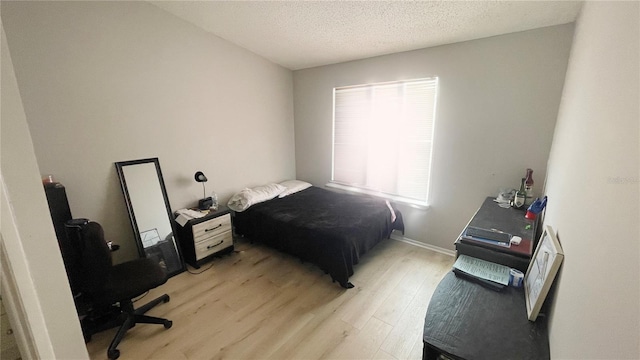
[231,185,404,288]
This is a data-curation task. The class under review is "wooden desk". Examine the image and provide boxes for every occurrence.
[455,197,537,272]
[422,272,549,360]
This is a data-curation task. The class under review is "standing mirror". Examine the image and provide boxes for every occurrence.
[115,158,185,277]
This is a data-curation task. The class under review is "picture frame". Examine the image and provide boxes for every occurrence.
[524,225,564,321]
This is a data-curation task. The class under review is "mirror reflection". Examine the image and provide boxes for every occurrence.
[115,158,185,277]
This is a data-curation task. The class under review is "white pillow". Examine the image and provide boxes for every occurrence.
[227,183,286,212]
[278,180,312,198]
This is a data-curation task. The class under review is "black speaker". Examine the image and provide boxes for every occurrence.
[198,197,213,210]
[44,183,73,243]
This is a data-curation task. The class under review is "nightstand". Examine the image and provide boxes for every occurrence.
[175,206,233,269]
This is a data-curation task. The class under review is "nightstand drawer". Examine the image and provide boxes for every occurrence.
[192,214,231,242]
[195,230,232,260]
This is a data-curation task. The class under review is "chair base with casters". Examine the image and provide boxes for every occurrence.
[106,294,172,360]
[80,293,172,359]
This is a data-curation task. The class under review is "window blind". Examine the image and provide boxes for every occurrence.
[332,78,438,205]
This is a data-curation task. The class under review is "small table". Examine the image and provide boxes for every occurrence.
[455,197,537,272]
[175,206,234,268]
[422,272,549,360]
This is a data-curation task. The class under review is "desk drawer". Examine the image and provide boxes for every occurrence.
[456,241,530,273]
[195,230,232,260]
[192,214,231,242]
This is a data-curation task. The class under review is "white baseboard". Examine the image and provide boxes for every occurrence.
[390,233,456,257]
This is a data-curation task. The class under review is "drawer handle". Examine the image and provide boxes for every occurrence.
[206,240,224,250]
[205,224,223,232]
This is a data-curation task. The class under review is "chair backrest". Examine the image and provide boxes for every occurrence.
[78,221,113,297]
[62,218,89,295]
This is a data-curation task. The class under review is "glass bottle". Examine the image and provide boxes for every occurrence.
[524,169,534,205]
[210,191,219,210]
[514,178,526,209]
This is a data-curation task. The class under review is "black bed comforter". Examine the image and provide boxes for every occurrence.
[232,186,404,288]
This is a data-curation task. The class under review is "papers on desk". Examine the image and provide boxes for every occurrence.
[453,255,511,286]
[175,208,208,227]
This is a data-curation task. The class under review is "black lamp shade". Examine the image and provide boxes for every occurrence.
[194,171,207,182]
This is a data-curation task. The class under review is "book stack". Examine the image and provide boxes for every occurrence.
[452,255,511,291]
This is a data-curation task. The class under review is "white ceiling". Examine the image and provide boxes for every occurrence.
[150,1,582,70]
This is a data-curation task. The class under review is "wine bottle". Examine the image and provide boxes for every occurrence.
[514,178,526,209]
[524,168,534,205]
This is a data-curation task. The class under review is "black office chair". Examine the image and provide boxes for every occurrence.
[73,221,173,360]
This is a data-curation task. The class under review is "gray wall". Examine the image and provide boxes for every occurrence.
[1,1,296,262]
[544,2,639,358]
[1,26,87,359]
[293,25,574,251]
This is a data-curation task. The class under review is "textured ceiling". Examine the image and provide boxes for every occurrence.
[150,1,582,70]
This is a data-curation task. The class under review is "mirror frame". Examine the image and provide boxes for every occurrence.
[115,157,185,277]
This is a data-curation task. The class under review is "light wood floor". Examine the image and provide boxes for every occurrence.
[86,237,454,360]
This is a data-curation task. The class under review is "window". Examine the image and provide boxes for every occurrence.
[330,77,438,207]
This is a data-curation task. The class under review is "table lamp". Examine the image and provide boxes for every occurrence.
[194,171,213,210]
